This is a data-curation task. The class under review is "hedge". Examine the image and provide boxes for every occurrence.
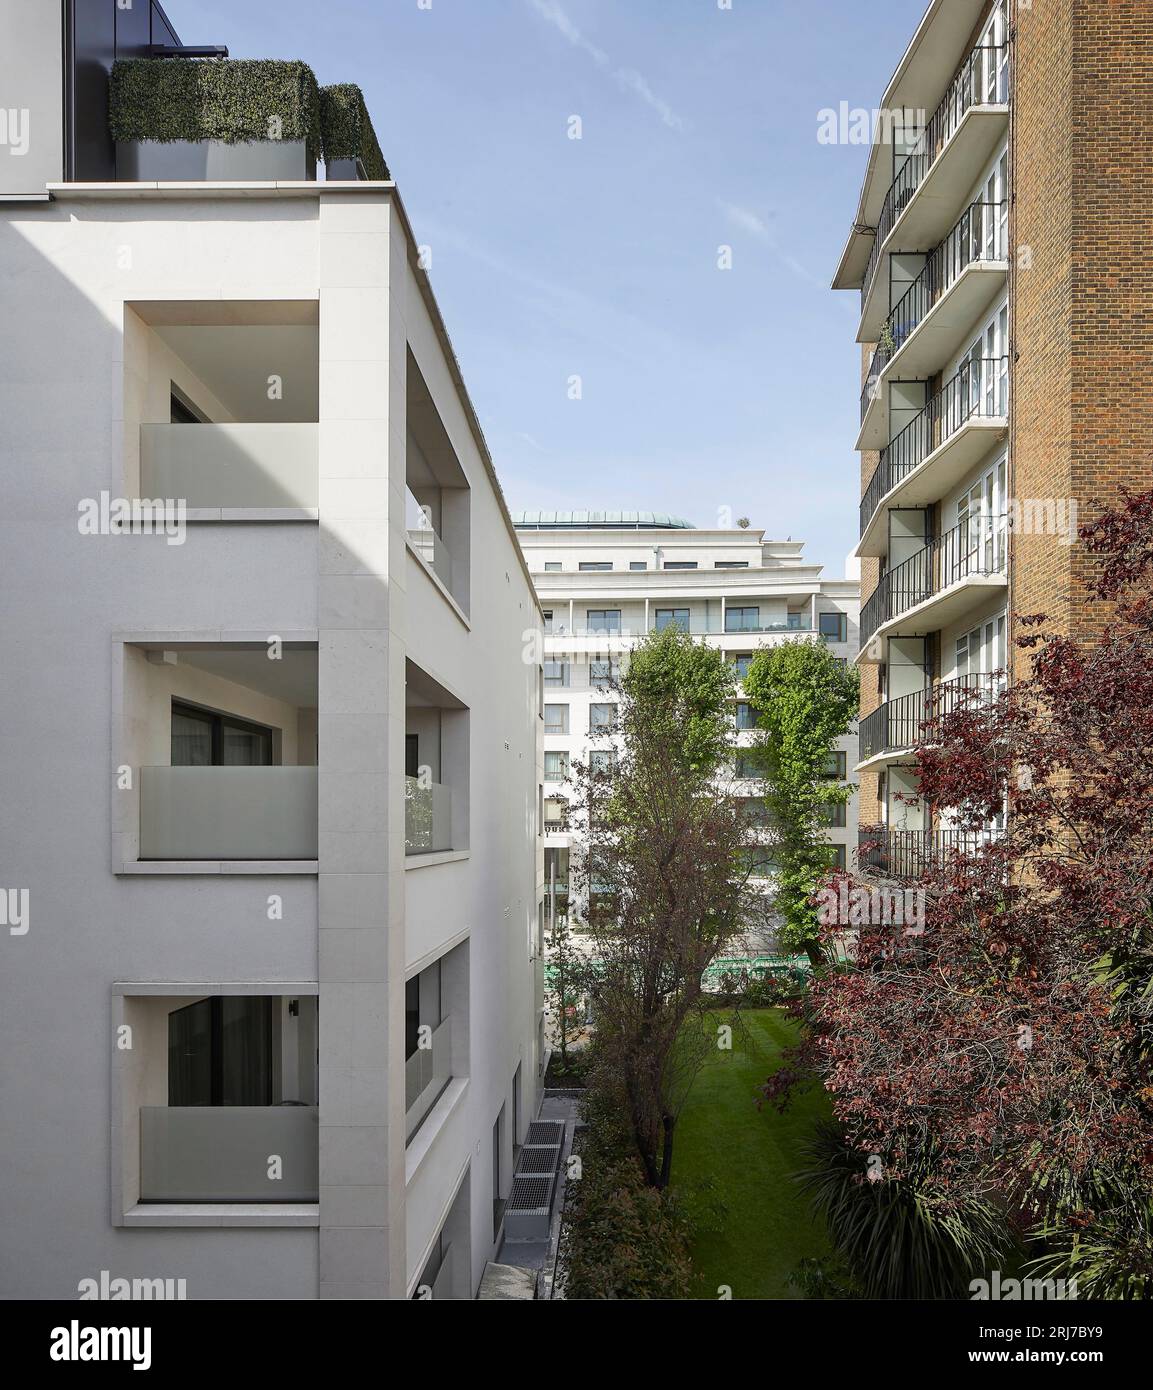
[320,84,390,181]
[109,58,322,158]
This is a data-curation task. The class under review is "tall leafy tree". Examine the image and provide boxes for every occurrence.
[570,624,766,1188]
[742,640,859,967]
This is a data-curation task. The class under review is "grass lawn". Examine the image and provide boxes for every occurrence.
[671,1007,833,1300]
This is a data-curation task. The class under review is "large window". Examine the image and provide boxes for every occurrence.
[589,703,617,733]
[589,749,618,777]
[734,751,762,780]
[543,660,569,688]
[725,607,760,633]
[732,653,754,678]
[544,704,569,734]
[543,798,569,830]
[589,657,620,684]
[171,701,273,766]
[819,611,848,643]
[735,702,756,730]
[586,609,621,633]
[654,608,690,632]
[822,801,847,828]
[168,996,277,1106]
[544,751,570,781]
[823,750,848,780]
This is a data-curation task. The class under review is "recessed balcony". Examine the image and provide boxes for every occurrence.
[127,994,319,1209]
[127,300,320,517]
[859,516,1007,651]
[859,356,1008,557]
[858,825,1004,879]
[405,661,468,860]
[858,201,1008,448]
[121,642,319,869]
[859,40,1009,342]
[857,673,1003,767]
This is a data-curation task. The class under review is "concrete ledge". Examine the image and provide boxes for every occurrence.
[118,860,319,876]
[405,849,469,871]
[123,1203,319,1228]
[183,508,320,523]
[405,1079,468,1185]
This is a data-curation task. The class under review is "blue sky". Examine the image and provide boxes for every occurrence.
[170,0,927,575]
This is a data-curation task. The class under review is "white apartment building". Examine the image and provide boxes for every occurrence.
[514,512,860,966]
[0,2,542,1301]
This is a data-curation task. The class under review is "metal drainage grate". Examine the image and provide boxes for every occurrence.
[517,1146,559,1174]
[525,1120,564,1147]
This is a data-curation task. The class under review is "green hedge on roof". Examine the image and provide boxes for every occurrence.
[109,58,322,156]
[320,84,389,181]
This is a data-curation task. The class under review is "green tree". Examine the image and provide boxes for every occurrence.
[570,624,765,1187]
[742,639,859,967]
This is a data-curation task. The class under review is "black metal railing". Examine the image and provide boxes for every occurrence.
[858,673,1003,760]
[860,355,1008,538]
[860,515,1007,646]
[858,825,1004,878]
[860,41,1009,310]
[860,201,1006,421]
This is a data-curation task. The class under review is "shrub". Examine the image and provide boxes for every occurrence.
[320,84,389,180]
[559,1075,694,1299]
[109,58,322,158]
[797,1121,1014,1300]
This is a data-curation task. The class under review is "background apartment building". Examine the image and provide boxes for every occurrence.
[832,0,1152,873]
[0,1,542,1300]
[514,511,860,967]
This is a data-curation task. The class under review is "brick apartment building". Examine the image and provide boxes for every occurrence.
[832,0,1153,871]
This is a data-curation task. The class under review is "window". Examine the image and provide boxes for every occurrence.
[544,704,569,734]
[578,562,612,572]
[544,562,562,572]
[543,661,568,688]
[738,797,770,826]
[714,561,749,569]
[629,561,648,571]
[735,702,756,730]
[787,612,804,630]
[542,610,554,632]
[544,847,569,890]
[589,703,617,733]
[168,996,278,1106]
[725,606,760,633]
[170,384,207,424]
[832,657,849,672]
[823,751,847,780]
[663,561,698,570]
[655,608,690,632]
[734,751,762,780]
[405,733,420,779]
[736,846,777,878]
[589,749,618,776]
[732,653,754,678]
[822,801,847,828]
[586,609,621,633]
[590,658,620,684]
[828,844,847,871]
[544,751,570,781]
[819,612,848,643]
[543,798,568,829]
[172,701,273,767]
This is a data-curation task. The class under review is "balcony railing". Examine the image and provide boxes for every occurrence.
[139,766,318,860]
[860,356,1008,538]
[140,1105,319,1202]
[406,488,455,595]
[860,41,1009,309]
[858,825,1004,879]
[405,776,452,854]
[140,423,319,509]
[861,202,1007,420]
[859,673,1003,760]
[405,1016,453,1142]
[860,514,1007,645]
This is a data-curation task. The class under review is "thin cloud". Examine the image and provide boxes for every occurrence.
[718,200,828,290]
[720,201,770,240]
[527,0,686,132]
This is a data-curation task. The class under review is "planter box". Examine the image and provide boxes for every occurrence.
[116,139,316,182]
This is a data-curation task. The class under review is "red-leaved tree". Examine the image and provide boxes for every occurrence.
[769,488,1153,1296]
